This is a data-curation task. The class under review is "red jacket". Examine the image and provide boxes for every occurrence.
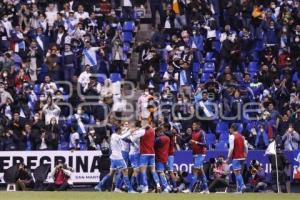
[140,127,155,154]
[155,135,170,163]
[192,130,206,155]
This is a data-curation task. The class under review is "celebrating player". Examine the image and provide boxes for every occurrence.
[184,122,209,193]
[155,127,172,192]
[95,126,135,193]
[227,124,248,193]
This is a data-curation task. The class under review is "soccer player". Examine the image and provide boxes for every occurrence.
[155,127,171,193]
[128,121,145,191]
[227,124,248,193]
[114,122,131,191]
[95,126,135,193]
[184,122,209,193]
[139,123,161,193]
[163,123,178,191]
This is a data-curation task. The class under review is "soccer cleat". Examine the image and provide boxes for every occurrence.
[141,186,149,193]
[182,189,190,193]
[240,185,246,193]
[114,188,124,193]
[128,190,138,193]
[94,184,102,192]
[156,185,162,193]
[199,190,210,194]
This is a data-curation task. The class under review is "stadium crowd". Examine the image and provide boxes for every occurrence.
[0,0,299,152]
[0,0,299,194]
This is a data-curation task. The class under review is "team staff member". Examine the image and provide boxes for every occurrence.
[227,124,248,193]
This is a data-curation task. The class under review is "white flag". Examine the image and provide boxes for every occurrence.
[265,141,276,155]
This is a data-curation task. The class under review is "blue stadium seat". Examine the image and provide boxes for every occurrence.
[97,74,107,84]
[34,84,40,95]
[160,62,168,74]
[248,62,259,73]
[205,52,215,62]
[123,42,130,53]
[212,40,221,52]
[201,72,211,82]
[123,32,133,43]
[203,62,215,73]
[250,51,260,62]
[234,123,244,133]
[192,62,201,73]
[215,141,228,150]
[219,132,229,143]
[292,72,298,82]
[206,133,216,149]
[216,121,229,134]
[110,73,122,82]
[123,21,135,32]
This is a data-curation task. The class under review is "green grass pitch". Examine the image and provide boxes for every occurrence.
[0,192,299,200]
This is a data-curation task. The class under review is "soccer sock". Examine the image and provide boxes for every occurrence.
[100,174,110,189]
[141,171,148,187]
[200,174,208,190]
[189,174,198,192]
[237,174,245,188]
[171,178,177,189]
[123,175,133,192]
[130,175,136,187]
[235,174,242,191]
[159,174,168,190]
[115,173,123,189]
[151,171,160,186]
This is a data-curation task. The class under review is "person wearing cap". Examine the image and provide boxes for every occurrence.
[227,124,248,193]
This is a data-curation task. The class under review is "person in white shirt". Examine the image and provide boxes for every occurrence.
[1,14,13,38]
[137,89,152,122]
[82,40,102,69]
[95,126,135,193]
[42,97,61,125]
[69,125,80,150]
[40,75,58,95]
[75,5,89,20]
[45,3,58,27]
[129,121,146,190]
[78,65,92,88]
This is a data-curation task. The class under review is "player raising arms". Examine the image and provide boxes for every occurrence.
[139,122,161,193]
[95,125,135,193]
[184,122,209,193]
[155,127,172,193]
[128,121,145,191]
[227,124,248,193]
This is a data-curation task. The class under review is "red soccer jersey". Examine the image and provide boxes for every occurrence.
[140,127,155,154]
[168,132,175,156]
[191,130,206,155]
[232,133,246,160]
[155,135,170,163]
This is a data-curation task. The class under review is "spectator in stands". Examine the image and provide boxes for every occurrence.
[255,123,269,150]
[42,95,61,125]
[282,123,300,151]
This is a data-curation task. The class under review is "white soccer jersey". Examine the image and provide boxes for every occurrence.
[110,132,131,160]
[129,128,145,155]
[121,128,131,152]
